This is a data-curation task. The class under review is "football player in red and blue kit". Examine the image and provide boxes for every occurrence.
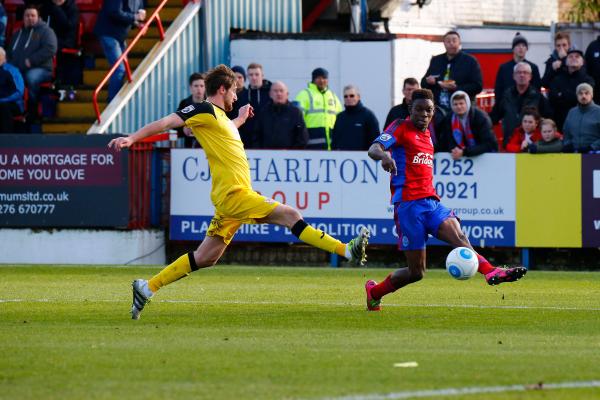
[364,89,526,311]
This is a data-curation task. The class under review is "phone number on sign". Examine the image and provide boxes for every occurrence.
[434,181,478,200]
[433,158,474,176]
[0,203,56,214]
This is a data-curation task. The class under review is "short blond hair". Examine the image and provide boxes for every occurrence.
[540,118,557,130]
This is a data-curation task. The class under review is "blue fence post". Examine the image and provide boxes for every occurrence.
[521,248,530,269]
[330,254,340,268]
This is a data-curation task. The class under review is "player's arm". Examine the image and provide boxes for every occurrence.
[368,142,397,175]
[232,104,254,129]
[108,113,185,150]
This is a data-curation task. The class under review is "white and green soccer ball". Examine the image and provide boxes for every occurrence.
[446,247,479,280]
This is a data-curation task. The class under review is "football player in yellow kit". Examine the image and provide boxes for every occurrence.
[108,64,369,320]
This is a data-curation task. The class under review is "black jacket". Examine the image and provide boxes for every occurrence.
[42,0,79,49]
[490,85,552,146]
[494,59,542,105]
[240,80,271,148]
[226,87,249,121]
[253,101,308,149]
[421,51,483,110]
[548,68,595,130]
[542,50,568,89]
[384,100,409,129]
[585,36,600,103]
[438,107,497,156]
[331,101,380,150]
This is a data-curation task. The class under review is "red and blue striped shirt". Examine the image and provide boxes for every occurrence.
[374,118,439,203]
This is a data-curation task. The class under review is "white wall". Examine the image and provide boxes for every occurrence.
[387,0,558,34]
[0,229,165,265]
[231,38,392,129]
[393,38,445,105]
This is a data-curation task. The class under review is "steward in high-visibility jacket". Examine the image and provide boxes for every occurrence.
[294,68,342,150]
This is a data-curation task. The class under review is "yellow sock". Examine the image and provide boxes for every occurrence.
[148,252,196,293]
[295,221,346,257]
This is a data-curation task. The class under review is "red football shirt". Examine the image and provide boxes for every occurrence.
[375,118,439,203]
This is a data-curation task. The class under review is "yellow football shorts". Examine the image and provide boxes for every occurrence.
[207,188,279,244]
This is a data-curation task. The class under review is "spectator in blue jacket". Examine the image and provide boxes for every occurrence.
[563,83,600,153]
[94,0,145,101]
[331,85,380,150]
[0,47,25,133]
[421,31,483,112]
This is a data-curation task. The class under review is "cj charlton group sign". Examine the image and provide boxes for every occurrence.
[0,135,129,227]
[170,150,516,246]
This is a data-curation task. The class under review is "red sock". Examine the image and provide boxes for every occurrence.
[477,254,496,275]
[371,275,397,300]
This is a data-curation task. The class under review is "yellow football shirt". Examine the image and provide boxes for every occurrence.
[176,101,252,206]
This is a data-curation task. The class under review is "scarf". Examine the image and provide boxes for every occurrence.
[451,113,475,149]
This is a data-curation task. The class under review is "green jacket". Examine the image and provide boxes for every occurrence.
[294,83,342,149]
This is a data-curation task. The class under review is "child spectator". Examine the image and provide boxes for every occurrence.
[529,119,563,153]
[505,107,541,153]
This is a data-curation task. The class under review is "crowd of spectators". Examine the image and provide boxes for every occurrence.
[1,5,600,155]
[174,29,596,155]
[0,0,80,131]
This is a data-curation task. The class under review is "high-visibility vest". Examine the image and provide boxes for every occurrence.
[294,83,342,150]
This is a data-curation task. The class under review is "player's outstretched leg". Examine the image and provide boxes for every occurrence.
[259,204,370,266]
[290,219,369,266]
[347,227,370,266]
[483,264,527,286]
[131,279,153,320]
[130,236,228,320]
[365,279,381,311]
[436,217,527,286]
[365,250,426,311]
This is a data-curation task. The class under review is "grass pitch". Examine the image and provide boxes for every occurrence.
[0,265,599,400]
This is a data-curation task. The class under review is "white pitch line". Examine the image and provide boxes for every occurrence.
[1,298,600,311]
[320,380,600,400]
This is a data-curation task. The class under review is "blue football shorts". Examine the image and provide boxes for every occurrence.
[394,197,456,250]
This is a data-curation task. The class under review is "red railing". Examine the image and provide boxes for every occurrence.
[128,133,170,228]
[475,89,495,113]
[93,0,169,123]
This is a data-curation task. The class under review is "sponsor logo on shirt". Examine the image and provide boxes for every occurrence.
[379,133,392,141]
[412,152,433,166]
[181,105,195,114]
[402,235,409,247]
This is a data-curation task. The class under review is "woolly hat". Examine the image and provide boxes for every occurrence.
[512,33,528,49]
[231,65,246,80]
[312,67,329,80]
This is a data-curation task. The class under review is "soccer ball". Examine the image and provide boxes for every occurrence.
[445,247,479,280]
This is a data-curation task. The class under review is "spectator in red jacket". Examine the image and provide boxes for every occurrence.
[505,106,541,153]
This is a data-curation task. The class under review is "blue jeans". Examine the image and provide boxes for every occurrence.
[24,68,52,103]
[99,35,126,101]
